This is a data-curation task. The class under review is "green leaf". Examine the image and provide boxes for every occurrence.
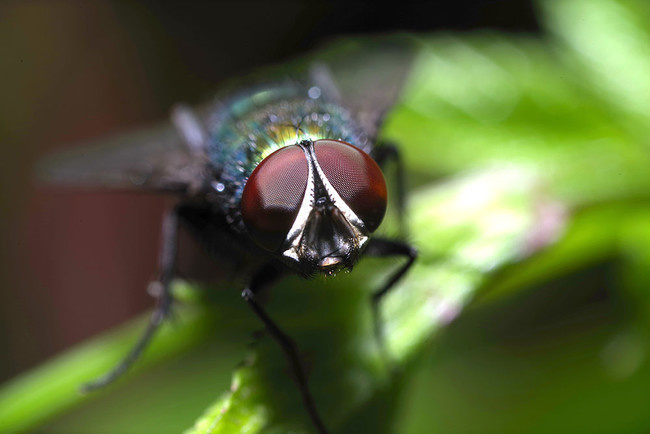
[188,166,559,433]
[541,0,650,123]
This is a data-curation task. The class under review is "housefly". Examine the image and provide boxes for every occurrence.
[40,37,417,434]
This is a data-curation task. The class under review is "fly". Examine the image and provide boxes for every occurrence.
[39,38,418,434]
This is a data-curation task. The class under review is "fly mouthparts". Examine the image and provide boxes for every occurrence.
[318,256,343,268]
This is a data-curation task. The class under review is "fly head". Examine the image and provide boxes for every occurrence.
[241,139,387,276]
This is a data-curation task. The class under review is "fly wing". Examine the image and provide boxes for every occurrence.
[37,38,416,193]
[37,112,211,195]
[311,36,417,140]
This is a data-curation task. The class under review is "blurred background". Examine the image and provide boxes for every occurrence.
[0,0,537,386]
[5,0,650,433]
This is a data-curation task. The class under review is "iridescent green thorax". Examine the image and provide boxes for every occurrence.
[205,82,370,230]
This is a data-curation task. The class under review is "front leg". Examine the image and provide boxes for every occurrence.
[242,265,329,434]
[364,237,417,364]
[81,206,181,392]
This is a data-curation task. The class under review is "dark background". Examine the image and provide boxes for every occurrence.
[0,1,539,383]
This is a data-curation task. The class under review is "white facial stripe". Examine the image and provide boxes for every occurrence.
[281,141,368,263]
[282,148,315,262]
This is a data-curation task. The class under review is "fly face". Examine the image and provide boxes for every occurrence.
[241,138,387,275]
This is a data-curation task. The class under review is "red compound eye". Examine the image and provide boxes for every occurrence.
[241,145,309,251]
[314,139,387,232]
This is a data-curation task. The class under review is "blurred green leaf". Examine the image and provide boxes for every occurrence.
[187,168,561,433]
[0,296,216,433]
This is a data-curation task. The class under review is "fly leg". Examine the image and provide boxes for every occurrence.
[365,238,417,366]
[242,265,329,434]
[372,142,406,236]
[80,206,180,392]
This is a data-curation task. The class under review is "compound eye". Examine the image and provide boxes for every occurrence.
[314,140,387,232]
[241,145,309,251]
